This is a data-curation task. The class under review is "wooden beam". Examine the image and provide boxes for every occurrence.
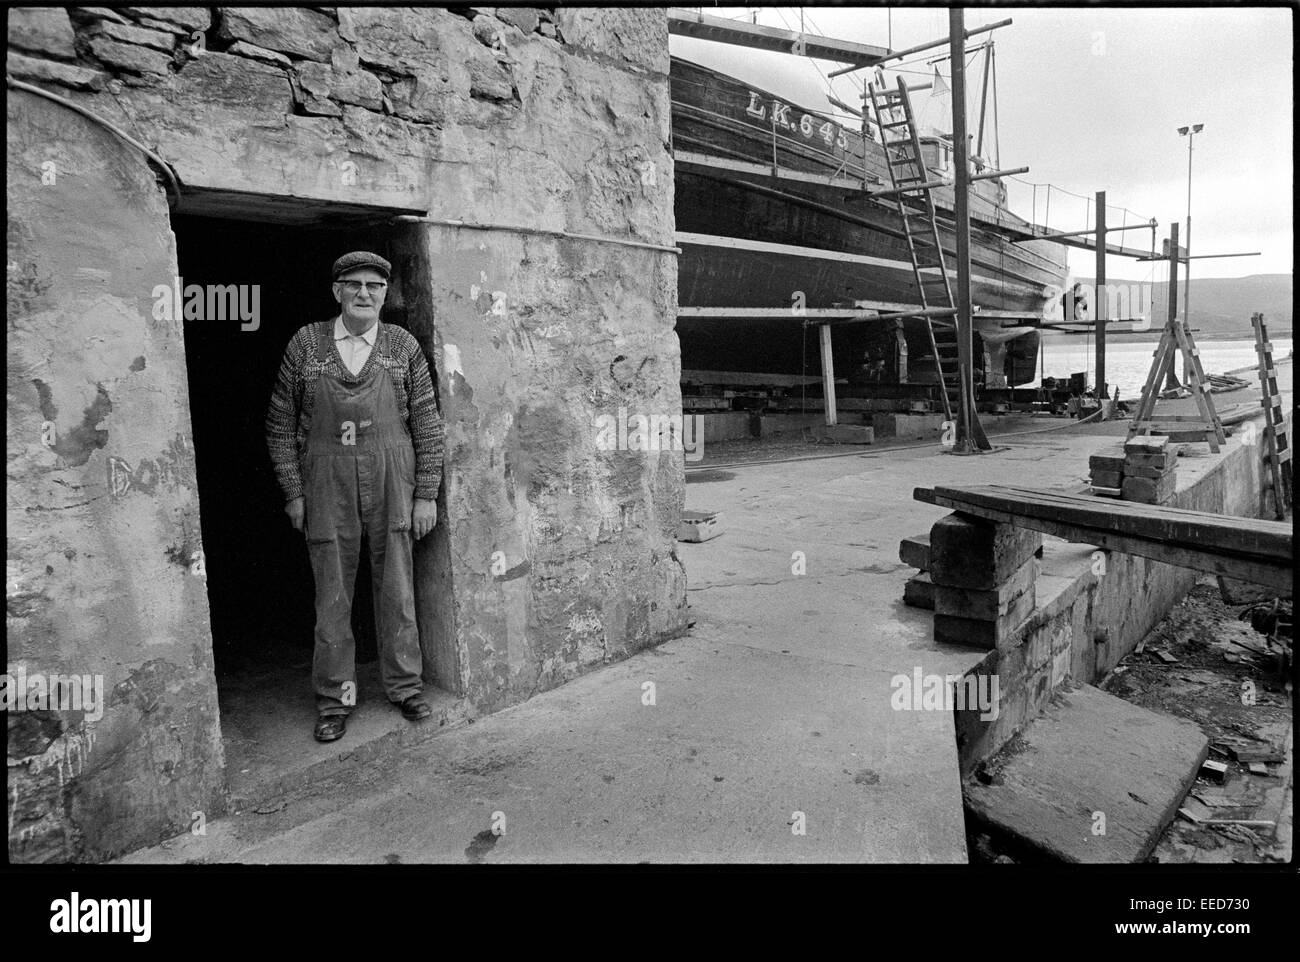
[870,178,954,200]
[920,484,1290,559]
[819,324,837,426]
[672,150,870,190]
[668,8,887,66]
[812,306,957,328]
[970,166,1028,182]
[678,305,1042,322]
[914,492,1289,591]
[912,484,1291,591]
[1011,222,1155,243]
[828,17,1012,77]
[1135,252,1262,262]
[680,369,831,388]
[975,40,993,159]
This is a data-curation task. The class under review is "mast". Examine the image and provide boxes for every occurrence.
[950,8,990,452]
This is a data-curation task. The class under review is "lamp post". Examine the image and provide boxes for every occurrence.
[1177,123,1203,327]
[1176,124,1202,387]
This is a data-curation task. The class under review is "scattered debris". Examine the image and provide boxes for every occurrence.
[1242,598,1293,642]
[1200,759,1229,783]
[1230,747,1284,765]
[1205,372,1251,393]
[1217,576,1278,605]
[1102,577,1292,865]
[1190,790,1236,808]
[677,510,722,543]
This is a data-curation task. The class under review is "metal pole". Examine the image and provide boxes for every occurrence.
[1184,131,1194,325]
[1095,190,1107,406]
[1183,131,1194,384]
[949,8,987,451]
[1165,222,1181,391]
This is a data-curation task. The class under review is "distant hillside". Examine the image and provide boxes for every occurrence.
[1070,274,1291,339]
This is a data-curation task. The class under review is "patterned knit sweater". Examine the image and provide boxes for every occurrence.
[265,320,445,502]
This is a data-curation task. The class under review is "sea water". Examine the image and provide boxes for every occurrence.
[1037,337,1293,399]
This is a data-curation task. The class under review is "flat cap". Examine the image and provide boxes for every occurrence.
[332,251,391,280]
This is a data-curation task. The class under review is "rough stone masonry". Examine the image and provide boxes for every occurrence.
[7,6,687,861]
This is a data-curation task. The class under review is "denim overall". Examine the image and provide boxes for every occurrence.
[304,320,423,716]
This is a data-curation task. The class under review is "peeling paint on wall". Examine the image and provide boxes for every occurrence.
[31,379,111,467]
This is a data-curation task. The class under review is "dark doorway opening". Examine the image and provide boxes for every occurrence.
[174,210,455,798]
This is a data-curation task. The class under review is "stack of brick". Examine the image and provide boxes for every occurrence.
[1088,445,1126,497]
[898,532,932,609]
[1121,435,1178,504]
[929,513,1041,649]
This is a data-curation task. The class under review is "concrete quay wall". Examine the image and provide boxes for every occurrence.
[955,411,1291,775]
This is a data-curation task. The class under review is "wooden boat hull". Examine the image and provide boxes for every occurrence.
[670,56,1068,388]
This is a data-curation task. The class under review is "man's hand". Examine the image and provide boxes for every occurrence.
[412,498,438,540]
[285,496,305,532]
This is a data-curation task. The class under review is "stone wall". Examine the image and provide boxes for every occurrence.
[408,222,686,709]
[7,90,223,863]
[7,6,684,860]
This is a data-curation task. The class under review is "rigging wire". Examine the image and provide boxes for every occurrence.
[774,6,839,107]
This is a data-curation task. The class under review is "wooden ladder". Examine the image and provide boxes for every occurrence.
[1252,312,1292,518]
[867,77,987,447]
[1128,313,1225,452]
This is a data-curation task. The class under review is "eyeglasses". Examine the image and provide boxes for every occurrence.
[338,280,388,295]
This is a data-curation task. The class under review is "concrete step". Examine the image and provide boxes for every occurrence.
[964,683,1208,863]
[222,681,471,813]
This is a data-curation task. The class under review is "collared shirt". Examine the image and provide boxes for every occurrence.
[333,316,378,375]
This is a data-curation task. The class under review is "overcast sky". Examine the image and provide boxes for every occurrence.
[671,6,1293,281]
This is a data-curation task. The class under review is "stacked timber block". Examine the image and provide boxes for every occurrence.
[1121,435,1178,505]
[929,513,1042,649]
[899,532,933,609]
[1088,445,1126,498]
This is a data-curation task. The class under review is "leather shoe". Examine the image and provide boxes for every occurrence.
[400,695,431,721]
[314,713,347,742]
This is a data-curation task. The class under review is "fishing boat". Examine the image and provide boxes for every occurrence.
[668,13,1070,398]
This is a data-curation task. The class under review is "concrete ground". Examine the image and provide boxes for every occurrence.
[121,360,1291,864]
[218,656,464,807]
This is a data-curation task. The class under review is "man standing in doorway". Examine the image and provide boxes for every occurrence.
[266,251,444,742]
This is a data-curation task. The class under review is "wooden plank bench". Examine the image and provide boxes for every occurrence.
[914,484,1292,594]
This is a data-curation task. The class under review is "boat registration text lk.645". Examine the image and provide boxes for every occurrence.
[744,91,849,150]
